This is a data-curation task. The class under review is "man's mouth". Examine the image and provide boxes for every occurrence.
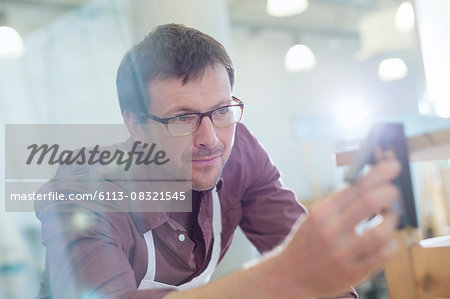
[191,154,220,166]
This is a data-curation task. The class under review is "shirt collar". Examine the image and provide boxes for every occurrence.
[131,177,223,236]
[131,211,168,235]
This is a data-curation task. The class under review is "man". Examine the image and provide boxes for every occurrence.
[36,24,401,298]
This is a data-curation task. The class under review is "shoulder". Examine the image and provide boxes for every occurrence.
[222,123,273,189]
[234,122,261,148]
[34,142,132,216]
[230,122,269,164]
[227,122,274,177]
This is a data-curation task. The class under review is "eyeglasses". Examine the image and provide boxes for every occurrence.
[140,96,244,136]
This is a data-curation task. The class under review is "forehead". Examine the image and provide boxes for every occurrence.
[148,65,232,115]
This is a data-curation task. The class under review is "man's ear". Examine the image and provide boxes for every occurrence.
[123,110,145,141]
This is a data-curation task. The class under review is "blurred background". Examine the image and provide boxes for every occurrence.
[1,0,449,298]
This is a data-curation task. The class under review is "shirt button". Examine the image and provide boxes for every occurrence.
[178,234,185,242]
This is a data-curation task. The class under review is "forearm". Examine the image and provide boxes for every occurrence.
[164,253,309,299]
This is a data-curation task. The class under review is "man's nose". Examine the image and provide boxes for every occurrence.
[193,116,219,148]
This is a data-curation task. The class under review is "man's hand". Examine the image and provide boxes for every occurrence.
[166,159,401,299]
[271,159,402,298]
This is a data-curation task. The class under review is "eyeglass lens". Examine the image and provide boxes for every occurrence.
[167,105,242,136]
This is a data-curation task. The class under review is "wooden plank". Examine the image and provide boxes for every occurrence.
[411,246,450,298]
[384,230,418,299]
[335,128,450,166]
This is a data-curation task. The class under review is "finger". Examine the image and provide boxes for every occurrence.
[355,159,401,193]
[350,236,399,282]
[335,184,400,234]
[312,160,401,223]
[350,210,398,266]
[359,237,398,269]
[339,237,398,287]
[310,187,359,226]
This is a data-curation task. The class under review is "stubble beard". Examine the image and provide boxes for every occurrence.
[191,145,230,192]
[191,161,225,191]
[158,143,231,192]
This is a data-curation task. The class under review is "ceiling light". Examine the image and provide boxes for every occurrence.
[395,2,415,32]
[285,44,316,72]
[266,0,309,18]
[378,58,408,81]
[0,26,25,59]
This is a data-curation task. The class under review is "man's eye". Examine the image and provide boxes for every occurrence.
[217,107,229,114]
[174,115,196,122]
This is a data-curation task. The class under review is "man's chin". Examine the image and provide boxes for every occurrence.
[191,177,220,192]
[192,185,214,192]
[190,153,231,191]
[191,168,222,191]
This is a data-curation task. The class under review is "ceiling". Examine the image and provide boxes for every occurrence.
[228,0,400,38]
[0,0,406,38]
[0,0,84,34]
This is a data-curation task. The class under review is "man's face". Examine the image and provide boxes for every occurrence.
[147,65,236,191]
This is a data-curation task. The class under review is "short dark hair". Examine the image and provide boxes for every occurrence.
[116,23,235,121]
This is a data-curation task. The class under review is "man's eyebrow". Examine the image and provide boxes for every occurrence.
[210,100,233,110]
[165,107,196,116]
[166,99,232,116]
